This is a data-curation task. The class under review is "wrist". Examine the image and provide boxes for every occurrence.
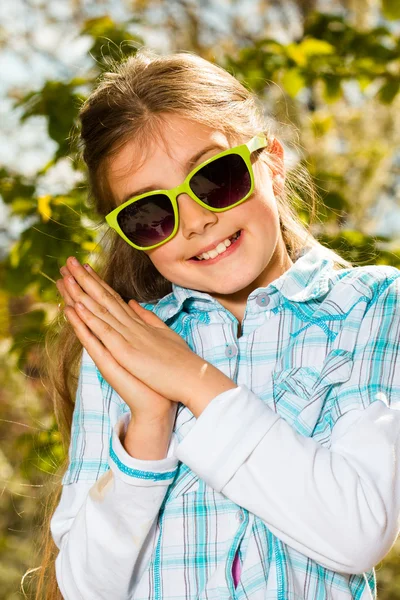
[131,404,178,430]
[185,360,237,418]
[122,408,177,460]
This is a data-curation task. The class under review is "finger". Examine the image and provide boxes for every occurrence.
[59,265,72,279]
[56,278,75,306]
[63,306,141,401]
[59,266,81,305]
[83,264,144,319]
[64,261,144,325]
[65,258,142,328]
[128,299,169,329]
[68,263,147,327]
[63,275,136,340]
[67,302,139,374]
[61,262,137,331]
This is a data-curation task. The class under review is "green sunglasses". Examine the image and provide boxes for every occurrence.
[105,133,268,251]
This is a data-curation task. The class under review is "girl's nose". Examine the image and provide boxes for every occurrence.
[177,192,218,239]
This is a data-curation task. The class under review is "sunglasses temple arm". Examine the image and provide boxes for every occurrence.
[247,134,268,153]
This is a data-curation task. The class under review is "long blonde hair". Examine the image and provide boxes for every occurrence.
[30,47,352,598]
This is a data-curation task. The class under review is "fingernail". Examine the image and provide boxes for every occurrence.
[70,257,79,265]
[83,263,91,271]
[68,276,77,285]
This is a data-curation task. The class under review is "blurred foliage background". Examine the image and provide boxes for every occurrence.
[0,0,400,598]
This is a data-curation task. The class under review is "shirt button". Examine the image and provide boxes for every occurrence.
[236,510,244,522]
[225,344,238,358]
[256,293,270,307]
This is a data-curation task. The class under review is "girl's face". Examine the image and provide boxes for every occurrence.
[107,114,292,314]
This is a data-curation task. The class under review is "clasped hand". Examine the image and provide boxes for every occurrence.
[56,257,235,419]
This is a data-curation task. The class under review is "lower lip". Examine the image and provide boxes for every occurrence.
[188,230,244,266]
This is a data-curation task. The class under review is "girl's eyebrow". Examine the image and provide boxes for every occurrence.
[120,143,227,204]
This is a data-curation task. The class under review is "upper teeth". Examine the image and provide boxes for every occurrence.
[195,232,239,260]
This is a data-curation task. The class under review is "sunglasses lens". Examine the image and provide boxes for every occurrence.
[117,194,174,248]
[189,153,251,209]
[114,153,252,249]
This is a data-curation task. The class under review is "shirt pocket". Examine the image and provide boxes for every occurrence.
[272,349,353,437]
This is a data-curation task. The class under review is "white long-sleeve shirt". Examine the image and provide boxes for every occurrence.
[50,246,400,599]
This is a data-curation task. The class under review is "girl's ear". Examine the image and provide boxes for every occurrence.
[268,137,285,194]
[269,137,284,172]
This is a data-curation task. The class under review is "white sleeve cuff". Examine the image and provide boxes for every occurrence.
[108,412,179,486]
[175,384,280,492]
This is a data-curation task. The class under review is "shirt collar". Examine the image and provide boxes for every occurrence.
[152,245,337,322]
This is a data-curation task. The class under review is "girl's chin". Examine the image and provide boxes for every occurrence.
[188,275,257,296]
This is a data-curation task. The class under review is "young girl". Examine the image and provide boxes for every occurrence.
[44,48,400,600]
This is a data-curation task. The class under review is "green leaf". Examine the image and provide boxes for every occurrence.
[310,114,334,137]
[382,0,400,20]
[322,191,347,211]
[341,230,367,247]
[11,198,36,216]
[0,170,36,205]
[15,81,82,158]
[81,15,144,66]
[377,78,400,104]
[322,76,342,102]
[81,15,115,37]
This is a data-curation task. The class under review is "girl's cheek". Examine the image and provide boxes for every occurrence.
[149,242,180,266]
[146,249,175,275]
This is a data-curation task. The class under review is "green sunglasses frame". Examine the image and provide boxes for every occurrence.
[105,133,268,251]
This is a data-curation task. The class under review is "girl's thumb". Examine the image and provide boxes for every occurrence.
[128,299,168,328]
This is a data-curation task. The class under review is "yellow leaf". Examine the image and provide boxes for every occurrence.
[311,114,334,137]
[282,68,305,97]
[9,241,18,268]
[9,238,32,268]
[286,44,306,66]
[71,234,81,244]
[342,230,364,246]
[286,38,334,66]
[81,241,100,252]
[300,38,335,57]
[358,76,372,92]
[37,195,52,222]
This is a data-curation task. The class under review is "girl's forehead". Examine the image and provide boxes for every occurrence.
[156,113,229,144]
[153,117,231,161]
[108,119,230,186]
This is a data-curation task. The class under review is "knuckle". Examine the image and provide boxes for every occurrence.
[98,304,109,315]
[100,289,113,302]
[103,322,113,334]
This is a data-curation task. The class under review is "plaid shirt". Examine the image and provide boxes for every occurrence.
[51,245,400,600]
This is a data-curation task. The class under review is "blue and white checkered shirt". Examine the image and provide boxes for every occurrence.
[51,245,400,600]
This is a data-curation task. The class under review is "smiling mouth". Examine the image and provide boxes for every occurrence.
[189,230,242,261]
